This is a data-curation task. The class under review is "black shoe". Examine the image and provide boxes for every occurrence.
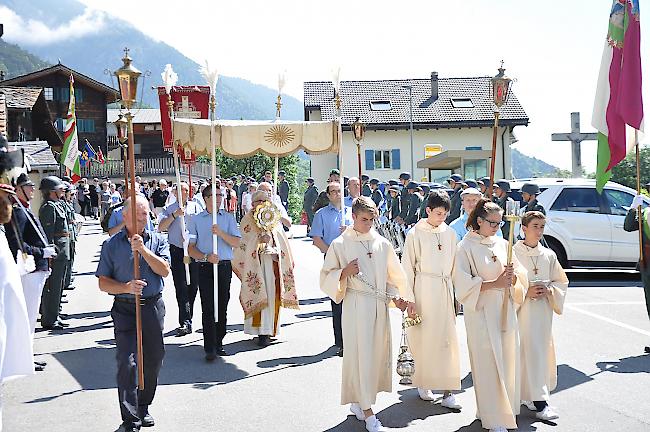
[205,352,216,362]
[55,320,70,328]
[216,347,228,356]
[42,322,65,330]
[34,360,47,367]
[175,324,191,337]
[141,413,154,427]
[336,347,344,357]
[645,346,650,354]
[119,423,139,432]
[257,335,271,347]
[60,298,69,303]
[64,285,75,291]
[34,362,45,372]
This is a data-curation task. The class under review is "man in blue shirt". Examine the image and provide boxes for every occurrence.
[95,195,170,432]
[449,187,503,242]
[107,184,155,237]
[309,181,352,357]
[158,181,203,337]
[187,184,241,361]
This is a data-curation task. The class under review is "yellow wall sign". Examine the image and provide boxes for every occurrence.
[424,144,443,158]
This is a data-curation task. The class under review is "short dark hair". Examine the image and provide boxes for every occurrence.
[466,198,503,231]
[326,182,341,194]
[426,189,450,211]
[521,211,546,226]
[202,184,212,199]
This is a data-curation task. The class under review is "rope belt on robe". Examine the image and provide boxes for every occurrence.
[415,271,455,345]
[348,272,396,304]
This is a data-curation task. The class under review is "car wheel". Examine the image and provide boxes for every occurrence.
[544,236,569,268]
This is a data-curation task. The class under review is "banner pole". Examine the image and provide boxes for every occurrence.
[635,131,644,268]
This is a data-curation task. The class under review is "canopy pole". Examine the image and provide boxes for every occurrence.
[273,155,279,197]
[169,95,191,284]
[210,94,219,322]
[635,130,644,268]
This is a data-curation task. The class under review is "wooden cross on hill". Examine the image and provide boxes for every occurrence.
[551,112,597,178]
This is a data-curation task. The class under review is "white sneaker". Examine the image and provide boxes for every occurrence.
[417,388,435,401]
[441,394,461,410]
[536,405,559,421]
[350,403,365,421]
[489,427,508,432]
[521,400,536,411]
[365,415,385,432]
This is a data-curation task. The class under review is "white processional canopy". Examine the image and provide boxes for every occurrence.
[172,118,340,158]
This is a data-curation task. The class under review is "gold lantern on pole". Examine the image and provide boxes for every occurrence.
[487,61,513,198]
[352,116,366,180]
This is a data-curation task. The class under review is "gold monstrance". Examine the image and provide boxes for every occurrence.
[254,200,281,254]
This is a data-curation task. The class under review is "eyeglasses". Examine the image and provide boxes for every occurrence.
[214,193,223,197]
[479,216,505,228]
[328,190,341,195]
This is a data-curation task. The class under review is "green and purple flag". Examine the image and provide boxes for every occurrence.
[592,0,644,192]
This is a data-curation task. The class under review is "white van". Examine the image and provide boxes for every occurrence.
[509,178,649,268]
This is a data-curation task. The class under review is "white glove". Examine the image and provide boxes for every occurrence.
[43,246,57,259]
[631,194,644,209]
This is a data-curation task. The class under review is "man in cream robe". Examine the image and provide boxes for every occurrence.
[402,217,461,405]
[514,239,567,420]
[453,231,527,431]
[321,221,411,432]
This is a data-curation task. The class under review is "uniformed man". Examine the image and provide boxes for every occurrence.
[521,183,546,214]
[278,170,289,211]
[62,181,78,293]
[361,174,371,197]
[624,187,650,354]
[369,178,383,208]
[418,183,431,219]
[158,181,201,337]
[445,174,463,224]
[478,176,491,197]
[96,195,170,432]
[38,176,70,330]
[387,185,401,221]
[5,173,55,370]
[303,177,318,231]
[404,181,422,226]
[494,179,515,238]
[187,184,241,360]
[396,172,411,225]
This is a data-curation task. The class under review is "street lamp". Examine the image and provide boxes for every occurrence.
[352,116,366,179]
[401,85,415,178]
[113,47,144,391]
[487,61,512,197]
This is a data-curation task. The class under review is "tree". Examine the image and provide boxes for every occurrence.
[610,145,650,190]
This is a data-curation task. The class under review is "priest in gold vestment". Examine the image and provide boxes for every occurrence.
[453,199,528,432]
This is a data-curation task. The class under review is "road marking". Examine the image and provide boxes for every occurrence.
[565,302,645,305]
[565,304,650,337]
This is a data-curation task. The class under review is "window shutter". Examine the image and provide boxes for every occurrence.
[391,149,400,169]
[76,87,83,103]
[365,149,374,171]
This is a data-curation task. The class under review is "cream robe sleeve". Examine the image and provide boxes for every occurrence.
[548,253,569,314]
[386,242,412,302]
[320,240,349,304]
[452,242,483,311]
[510,252,529,307]
[400,231,417,304]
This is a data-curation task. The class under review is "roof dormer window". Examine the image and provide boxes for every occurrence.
[450,98,474,108]
[369,100,392,111]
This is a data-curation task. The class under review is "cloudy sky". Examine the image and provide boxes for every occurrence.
[2,0,648,173]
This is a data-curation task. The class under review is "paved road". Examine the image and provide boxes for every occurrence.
[4,220,650,431]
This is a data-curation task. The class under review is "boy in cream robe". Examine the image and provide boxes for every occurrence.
[514,211,568,421]
[401,190,461,408]
[321,196,412,432]
[453,199,527,432]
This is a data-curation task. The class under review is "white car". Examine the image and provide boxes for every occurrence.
[509,178,649,268]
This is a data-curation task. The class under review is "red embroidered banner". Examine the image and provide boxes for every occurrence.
[158,86,210,152]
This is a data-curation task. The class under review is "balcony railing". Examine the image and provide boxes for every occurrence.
[79,158,214,180]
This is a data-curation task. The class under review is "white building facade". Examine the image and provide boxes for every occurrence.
[304,73,529,189]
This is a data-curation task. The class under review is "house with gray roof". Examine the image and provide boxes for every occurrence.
[304,72,529,186]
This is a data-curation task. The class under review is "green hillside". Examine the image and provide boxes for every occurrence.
[0,39,50,79]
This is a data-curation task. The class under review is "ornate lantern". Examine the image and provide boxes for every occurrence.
[352,116,366,143]
[491,61,512,108]
[114,114,128,144]
[114,48,142,110]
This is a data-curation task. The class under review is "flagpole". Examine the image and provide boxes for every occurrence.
[210,92,220,323]
[635,130,644,267]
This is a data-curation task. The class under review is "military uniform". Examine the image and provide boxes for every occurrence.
[39,193,70,328]
[446,187,463,224]
[523,198,545,214]
[63,194,77,291]
[405,191,422,226]
[495,194,515,238]
[303,181,318,228]
[370,187,383,208]
[362,182,372,197]
[388,190,401,221]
